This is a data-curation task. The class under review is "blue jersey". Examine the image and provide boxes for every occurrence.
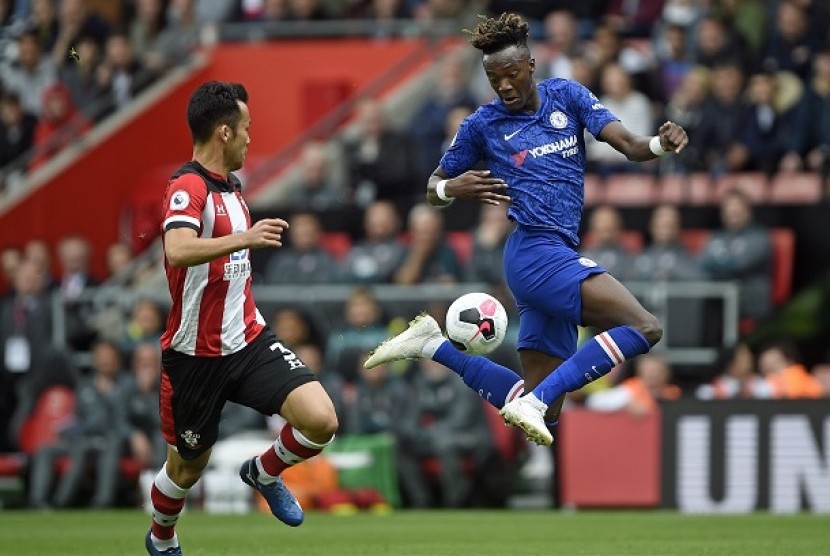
[440,78,618,246]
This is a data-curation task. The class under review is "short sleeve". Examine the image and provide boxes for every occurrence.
[568,81,619,138]
[439,115,485,178]
[162,174,207,233]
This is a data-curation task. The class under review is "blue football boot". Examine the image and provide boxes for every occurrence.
[145,530,183,556]
[239,458,304,526]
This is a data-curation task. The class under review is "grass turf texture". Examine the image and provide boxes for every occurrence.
[0,510,828,556]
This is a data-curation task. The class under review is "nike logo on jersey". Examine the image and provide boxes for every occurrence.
[504,129,521,141]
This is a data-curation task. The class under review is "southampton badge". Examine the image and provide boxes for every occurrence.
[549,111,568,129]
[181,429,201,448]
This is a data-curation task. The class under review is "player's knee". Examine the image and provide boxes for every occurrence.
[636,314,663,346]
[299,408,339,444]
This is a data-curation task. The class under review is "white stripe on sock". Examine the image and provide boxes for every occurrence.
[151,533,179,551]
[154,463,189,499]
[596,332,624,365]
[292,428,333,450]
[506,380,525,403]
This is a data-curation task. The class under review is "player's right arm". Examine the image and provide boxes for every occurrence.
[162,174,288,268]
[426,112,510,207]
[165,219,287,268]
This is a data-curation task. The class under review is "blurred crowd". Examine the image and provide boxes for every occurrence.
[2,0,830,510]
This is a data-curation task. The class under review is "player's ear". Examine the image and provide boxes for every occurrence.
[529,57,535,75]
[219,124,230,142]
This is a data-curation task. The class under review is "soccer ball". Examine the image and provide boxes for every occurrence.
[445,292,508,355]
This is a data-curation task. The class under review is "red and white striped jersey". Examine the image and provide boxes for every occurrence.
[160,161,265,356]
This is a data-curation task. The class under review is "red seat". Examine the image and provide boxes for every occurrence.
[659,173,712,205]
[604,174,657,207]
[320,232,352,260]
[679,229,710,254]
[446,231,473,265]
[18,386,76,455]
[769,172,821,204]
[770,228,794,306]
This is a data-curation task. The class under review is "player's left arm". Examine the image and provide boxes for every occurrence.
[599,120,689,162]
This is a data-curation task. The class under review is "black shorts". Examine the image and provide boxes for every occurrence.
[159,328,316,459]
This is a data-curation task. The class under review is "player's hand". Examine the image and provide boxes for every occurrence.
[246,218,288,249]
[658,121,688,154]
[446,170,511,206]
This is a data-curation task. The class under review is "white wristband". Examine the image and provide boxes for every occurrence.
[435,179,453,203]
[649,135,668,157]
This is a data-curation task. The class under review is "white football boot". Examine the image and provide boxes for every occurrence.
[500,395,553,446]
[363,313,444,369]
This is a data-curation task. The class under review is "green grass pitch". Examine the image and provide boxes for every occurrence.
[0,509,828,556]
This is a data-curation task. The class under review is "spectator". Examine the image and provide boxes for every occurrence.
[28,0,59,53]
[342,98,415,209]
[129,0,167,59]
[0,246,21,292]
[586,63,654,176]
[535,10,583,81]
[468,202,511,285]
[124,342,166,469]
[603,0,665,37]
[58,34,103,116]
[694,62,749,175]
[654,23,694,101]
[696,342,764,400]
[580,205,635,281]
[324,287,389,381]
[692,16,749,69]
[586,354,680,415]
[50,0,111,70]
[22,239,52,285]
[286,0,329,20]
[698,188,773,320]
[757,340,824,398]
[149,0,200,69]
[394,203,461,285]
[409,54,477,182]
[780,50,830,177]
[281,141,346,212]
[270,306,321,348]
[105,242,133,280]
[0,29,57,117]
[396,358,492,508]
[661,66,710,171]
[344,356,408,436]
[440,104,473,154]
[119,298,164,355]
[0,92,37,168]
[56,235,97,350]
[762,0,820,80]
[239,0,291,21]
[707,0,767,55]
[264,212,339,284]
[0,259,53,451]
[741,71,795,175]
[27,340,130,509]
[29,82,92,170]
[341,200,406,284]
[93,32,156,113]
[633,204,701,281]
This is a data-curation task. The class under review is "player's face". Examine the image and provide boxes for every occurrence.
[225,100,250,171]
[483,46,536,114]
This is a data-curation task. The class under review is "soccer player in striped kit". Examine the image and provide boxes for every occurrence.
[146,82,338,555]
[364,13,688,446]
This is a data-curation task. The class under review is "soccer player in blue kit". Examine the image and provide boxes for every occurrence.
[364,13,688,445]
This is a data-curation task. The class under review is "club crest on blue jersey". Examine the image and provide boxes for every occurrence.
[549,111,568,129]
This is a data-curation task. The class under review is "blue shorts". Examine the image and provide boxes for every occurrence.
[503,224,606,359]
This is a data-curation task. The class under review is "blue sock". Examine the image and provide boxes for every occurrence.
[432,341,524,409]
[530,326,650,406]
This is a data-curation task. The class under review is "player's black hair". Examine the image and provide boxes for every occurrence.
[186,81,249,145]
[465,12,530,55]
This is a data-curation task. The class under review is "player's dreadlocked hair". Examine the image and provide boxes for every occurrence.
[466,13,530,55]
